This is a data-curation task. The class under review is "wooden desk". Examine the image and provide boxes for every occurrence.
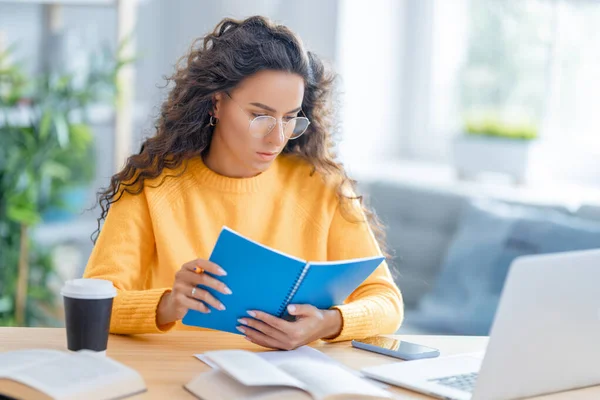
[0,328,597,399]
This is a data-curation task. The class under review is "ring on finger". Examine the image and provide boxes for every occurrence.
[191,287,197,297]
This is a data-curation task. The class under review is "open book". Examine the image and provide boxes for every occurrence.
[185,349,393,400]
[183,226,385,333]
[0,349,146,400]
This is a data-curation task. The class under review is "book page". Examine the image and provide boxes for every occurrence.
[204,350,307,390]
[196,346,389,392]
[0,349,64,376]
[186,369,311,400]
[2,350,145,400]
[258,346,343,368]
[197,346,343,370]
[277,359,393,400]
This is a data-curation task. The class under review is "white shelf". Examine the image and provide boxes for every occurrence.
[32,217,98,246]
[0,0,151,7]
[1,0,142,171]
[0,102,150,126]
[0,0,116,5]
[350,159,600,212]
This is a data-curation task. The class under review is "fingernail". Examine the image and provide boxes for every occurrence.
[218,267,227,276]
[237,318,247,325]
[247,310,256,318]
[236,326,246,334]
[223,287,232,295]
[287,305,296,313]
[244,336,252,342]
[219,303,226,311]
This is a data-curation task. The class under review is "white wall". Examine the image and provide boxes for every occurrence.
[0,3,45,75]
[335,0,406,172]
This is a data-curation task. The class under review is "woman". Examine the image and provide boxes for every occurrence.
[84,15,403,350]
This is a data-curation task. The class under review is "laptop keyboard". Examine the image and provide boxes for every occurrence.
[428,372,478,393]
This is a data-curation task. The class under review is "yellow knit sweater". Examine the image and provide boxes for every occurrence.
[83,154,403,342]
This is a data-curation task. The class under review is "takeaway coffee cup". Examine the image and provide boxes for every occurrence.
[61,278,116,354]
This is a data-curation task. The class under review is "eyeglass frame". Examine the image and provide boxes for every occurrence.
[224,92,311,140]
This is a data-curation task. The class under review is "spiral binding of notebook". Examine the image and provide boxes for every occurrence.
[277,263,311,317]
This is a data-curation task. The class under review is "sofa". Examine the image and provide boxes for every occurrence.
[359,172,600,336]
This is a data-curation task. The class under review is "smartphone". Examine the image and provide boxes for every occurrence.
[351,336,440,360]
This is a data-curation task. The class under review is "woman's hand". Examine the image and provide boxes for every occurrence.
[236,304,343,350]
[156,259,232,327]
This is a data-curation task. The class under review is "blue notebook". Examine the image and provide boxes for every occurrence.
[182,226,385,334]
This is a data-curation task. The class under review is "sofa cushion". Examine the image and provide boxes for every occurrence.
[364,181,466,308]
[410,199,600,335]
[577,205,600,222]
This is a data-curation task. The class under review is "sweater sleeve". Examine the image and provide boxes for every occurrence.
[322,199,404,342]
[83,190,175,334]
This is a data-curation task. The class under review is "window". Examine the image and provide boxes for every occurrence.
[414,0,600,165]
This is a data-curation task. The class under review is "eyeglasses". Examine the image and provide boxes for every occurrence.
[225,92,310,140]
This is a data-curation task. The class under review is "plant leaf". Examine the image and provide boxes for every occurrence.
[53,114,69,148]
[41,160,71,181]
[39,109,52,140]
[69,123,93,150]
[6,203,41,225]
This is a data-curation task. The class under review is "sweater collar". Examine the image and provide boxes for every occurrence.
[189,155,279,193]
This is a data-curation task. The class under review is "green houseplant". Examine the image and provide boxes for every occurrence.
[0,43,129,326]
[452,113,539,184]
[464,115,538,141]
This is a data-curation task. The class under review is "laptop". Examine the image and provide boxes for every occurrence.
[362,249,600,400]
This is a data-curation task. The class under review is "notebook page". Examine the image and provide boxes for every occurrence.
[182,227,307,334]
[278,359,392,400]
[290,256,384,310]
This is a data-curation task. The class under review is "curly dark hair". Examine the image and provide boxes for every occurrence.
[94,15,390,259]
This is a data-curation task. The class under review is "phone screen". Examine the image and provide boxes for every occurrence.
[356,336,437,354]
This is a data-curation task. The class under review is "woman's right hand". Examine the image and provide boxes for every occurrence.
[156,259,232,327]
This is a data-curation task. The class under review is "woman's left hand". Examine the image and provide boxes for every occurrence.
[236,304,343,350]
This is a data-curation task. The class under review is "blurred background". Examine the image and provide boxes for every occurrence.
[1,0,599,335]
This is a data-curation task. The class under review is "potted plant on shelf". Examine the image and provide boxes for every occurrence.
[452,114,539,185]
[0,43,128,327]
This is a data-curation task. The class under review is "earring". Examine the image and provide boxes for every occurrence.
[209,115,218,126]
